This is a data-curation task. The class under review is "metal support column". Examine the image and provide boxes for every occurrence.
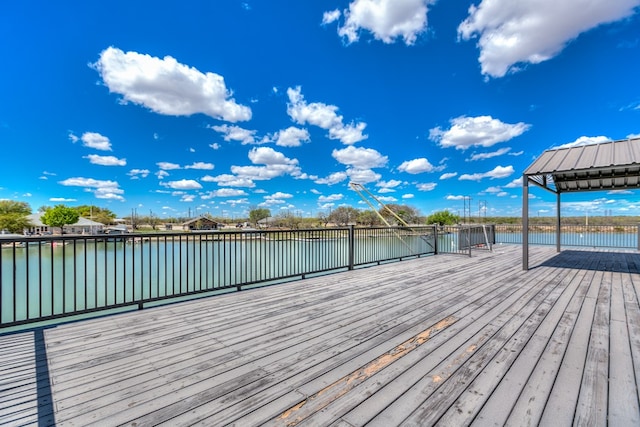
[348,225,355,270]
[522,175,529,270]
[556,192,561,253]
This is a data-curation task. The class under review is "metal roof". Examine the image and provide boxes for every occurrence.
[524,137,640,193]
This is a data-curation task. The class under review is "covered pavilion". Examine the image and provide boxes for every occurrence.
[522,136,640,269]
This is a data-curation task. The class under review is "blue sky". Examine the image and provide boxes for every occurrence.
[1,0,639,220]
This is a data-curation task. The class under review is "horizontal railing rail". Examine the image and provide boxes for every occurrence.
[1,226,444,329]
[495,224,640,249]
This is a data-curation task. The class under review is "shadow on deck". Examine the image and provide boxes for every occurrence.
[539,249,640,273]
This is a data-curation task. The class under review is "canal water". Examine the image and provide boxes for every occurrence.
[1,234,434,325]
[495,231,638,248]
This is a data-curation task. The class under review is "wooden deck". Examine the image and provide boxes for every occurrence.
[1,244,640,426]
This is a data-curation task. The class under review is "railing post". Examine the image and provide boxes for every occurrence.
[433,225,439,255]
[637,223,640,251]
[348,225,355,270]
[468,226,472,257]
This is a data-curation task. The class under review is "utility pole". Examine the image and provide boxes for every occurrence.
[463,196,472,223]
[478,200,487,221]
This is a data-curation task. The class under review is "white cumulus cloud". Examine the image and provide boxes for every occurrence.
[201,174,256,188]
[417,182,437,191]
[346,168,381,184]
[50,197,77,202]
[128,169,150,179]
[249,147,296,165]
[157,162,181,170]
[164,179,203,190]
[398,158,434,174]
[274,126,310,147]
[555,135,611,148]
[80,132,112,151]
[440,172,458,180]
[84,154,126,166]
[231,147,302,181]
[430,115,530,150]
[211,124,260,145]
[201,188,248,199]
[186,162,214,170]
[315,171,349,185]
[287,86,367,145]
[318,193,344,203]
[458,0,640,78]
[376,179,403,192]
[459,165,515,181]
[322,9,341,25]
[59,177,124,201]
[504,177,523,188]
[261,191,294,207]
[93,47,251,122]
[468,147,511,161]
[335,0,434,45]
[332,145,387,169]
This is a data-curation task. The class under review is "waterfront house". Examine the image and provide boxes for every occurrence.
[257,216,278,228]
[181,216,219,231]
[25,212,105,235]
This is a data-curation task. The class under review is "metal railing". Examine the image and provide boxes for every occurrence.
[495,224,640,249]
[2,225,460,329]
[436,224,495,255]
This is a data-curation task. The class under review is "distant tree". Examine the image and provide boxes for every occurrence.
[357,210,382,227]
[41,205,79,234]
[148,214,161,230]
[276,211,301,229]
[329,206,360,226]
[74,205,116,225]
[0,200,31,216]
[135,214,161,230]
[425,210,460,225]
[379,204,420,225]
[249,208,271,226]
[0,200,32,233]
[317,211,330,227]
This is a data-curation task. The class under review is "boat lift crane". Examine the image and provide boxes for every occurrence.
[349,182,409,227]
[349,182,435,252]
[350,182,491,253]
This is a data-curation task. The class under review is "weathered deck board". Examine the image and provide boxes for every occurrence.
[319,253,563,427]
[1,245,640,426]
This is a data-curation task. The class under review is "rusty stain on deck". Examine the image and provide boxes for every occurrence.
[275,316,457,426]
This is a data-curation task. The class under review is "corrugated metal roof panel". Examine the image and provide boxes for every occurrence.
[577,143,599,169]
[525,137,640,193]
[524,149,563,174]
[629,139,640,164]
[525,137,640,175]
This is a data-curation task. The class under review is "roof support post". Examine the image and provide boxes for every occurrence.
[522,175,529,270]
[556,191,561,253]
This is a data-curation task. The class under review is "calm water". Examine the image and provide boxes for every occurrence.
[495,231,638,248]
[1,234,434,325]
